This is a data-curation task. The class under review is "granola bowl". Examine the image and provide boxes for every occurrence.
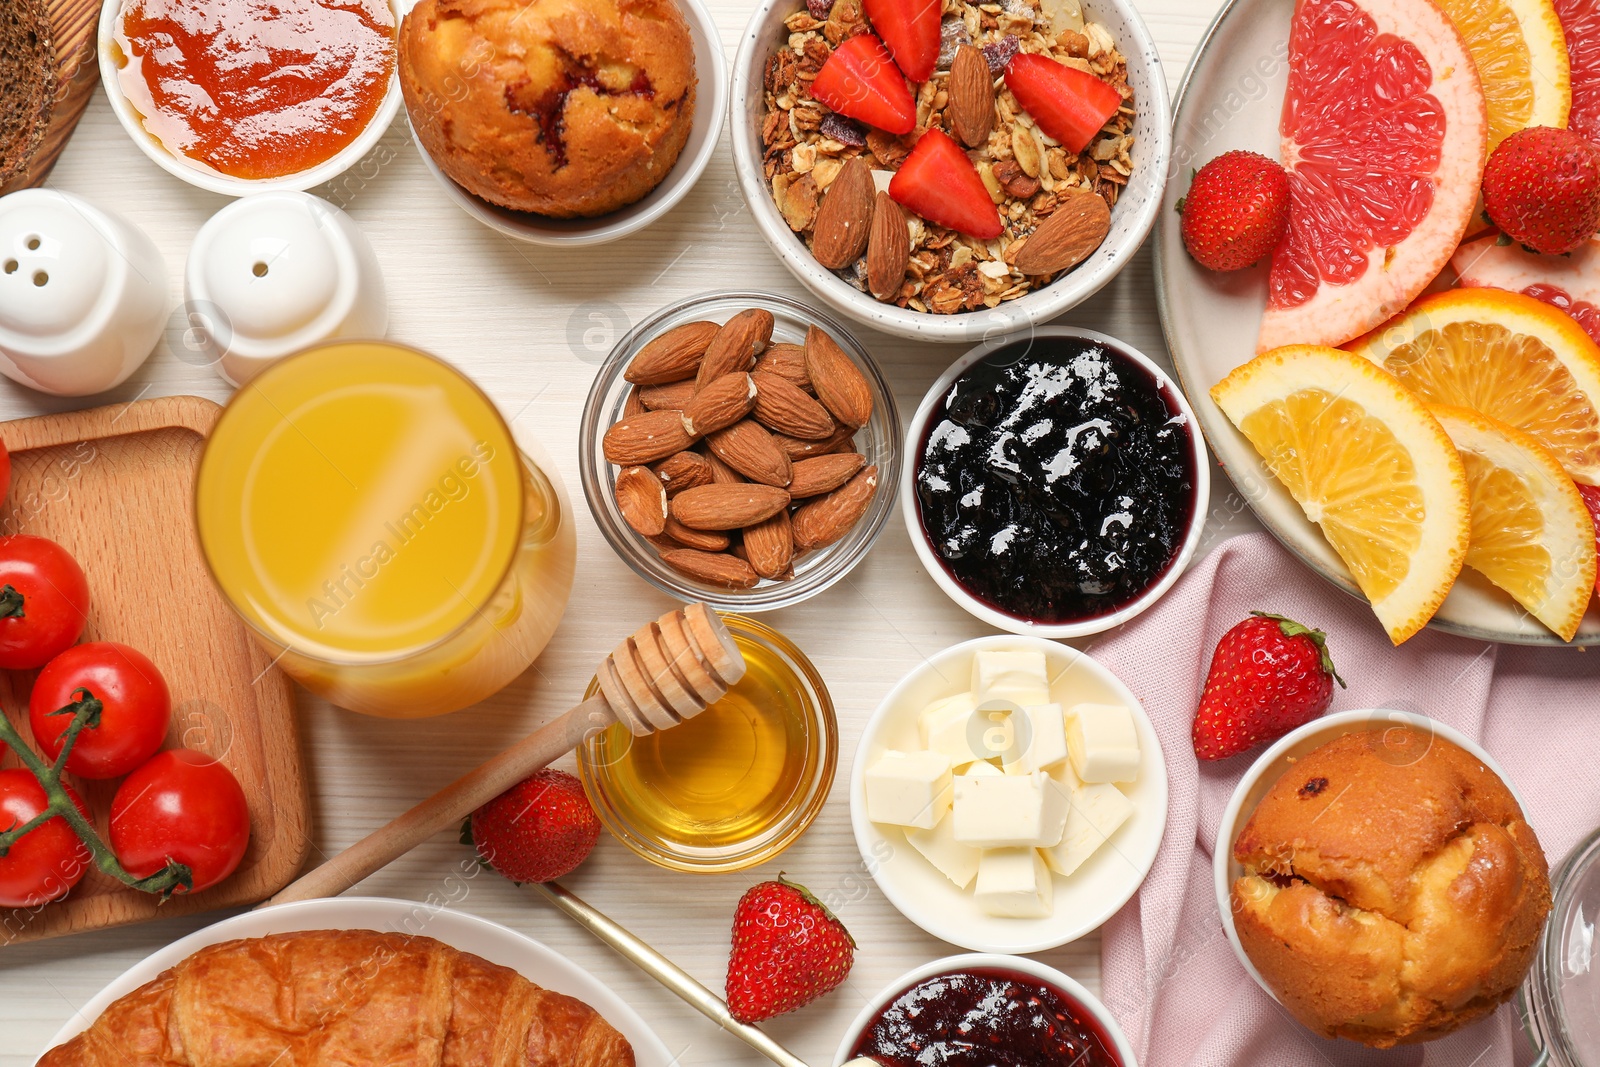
[730,0,1170,343]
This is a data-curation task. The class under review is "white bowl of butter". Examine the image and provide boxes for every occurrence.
[849,635,1167,954]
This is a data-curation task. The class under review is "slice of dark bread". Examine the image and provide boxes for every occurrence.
[0,0,57,187]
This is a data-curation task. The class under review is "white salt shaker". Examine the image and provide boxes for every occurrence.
[0,189,169,396]
[185,192,386,387]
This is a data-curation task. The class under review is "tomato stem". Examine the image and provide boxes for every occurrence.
[0,703,193,897]
[0,584,23,618]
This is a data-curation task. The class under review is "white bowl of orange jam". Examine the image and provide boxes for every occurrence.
[97,0,401,195]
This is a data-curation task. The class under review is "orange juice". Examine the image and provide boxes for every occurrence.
[196,341,575,716]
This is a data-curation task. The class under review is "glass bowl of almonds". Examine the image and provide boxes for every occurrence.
[580,290,901,609]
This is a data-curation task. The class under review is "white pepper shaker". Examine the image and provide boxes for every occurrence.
[0,189,168,396]
[184,191,387,387]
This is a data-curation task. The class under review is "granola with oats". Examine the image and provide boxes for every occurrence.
[763,0,1135,314]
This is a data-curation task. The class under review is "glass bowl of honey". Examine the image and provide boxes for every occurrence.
[577,613,837,873]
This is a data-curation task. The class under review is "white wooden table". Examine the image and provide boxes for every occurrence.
[2,0,1253,1059]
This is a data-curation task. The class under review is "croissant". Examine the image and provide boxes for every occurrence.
[38,929,639,1067]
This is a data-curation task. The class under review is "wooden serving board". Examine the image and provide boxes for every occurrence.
[0,395,309,945]
[3,0,100,194]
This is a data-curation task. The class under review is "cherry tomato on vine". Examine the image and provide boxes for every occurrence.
[0,535,89,670]
[110,750,249,894]
[29,642,171,779]
[0,768,90,908]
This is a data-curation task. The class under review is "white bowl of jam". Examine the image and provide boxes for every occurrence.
[97,0,401,195]
[901,326,1209,639]
[835,955,1137,1067]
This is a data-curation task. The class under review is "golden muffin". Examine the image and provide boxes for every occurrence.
[1230,727,1550,1047]
[400,0,696,218]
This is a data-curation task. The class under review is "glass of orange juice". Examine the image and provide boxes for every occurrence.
[195,340,576,717]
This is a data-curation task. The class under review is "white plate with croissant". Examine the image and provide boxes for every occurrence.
[38,896,673,1066]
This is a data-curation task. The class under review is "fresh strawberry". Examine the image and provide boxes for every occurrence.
[466,768,600,884]
[1178,150,1290,271]
[1002,53,1121,154]
[725,874,856,1023]
[889,128,1003,238]
[1192,612,1345,761]
[863,0,940,82]
[1576,482,1600,596]
[811,34,916,136]
[1483,126,1600,255]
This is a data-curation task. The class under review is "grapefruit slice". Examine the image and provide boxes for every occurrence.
[1435,0,1569,151]
[1554,0,1600,142]
[1259,0,1488,352]
[1453,230,1600,342]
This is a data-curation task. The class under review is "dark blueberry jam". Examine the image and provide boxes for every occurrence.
[915,336,1196,624]
[851,968,1122,1067]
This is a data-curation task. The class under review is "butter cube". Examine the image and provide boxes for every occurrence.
[960,759,1004,777]
[1040,766,1135,876]
[974,848,1053,918]
[923,694,989,767]
[865,750,953,829]
[951,772,1068,848]
[919,692,977,746]
[905,817,982,889]
[1065,702,1141,783]
[971,649,1051,707]
[1001,703,1069,775]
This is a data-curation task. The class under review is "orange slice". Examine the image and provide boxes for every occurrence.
[1436,0,1570,151]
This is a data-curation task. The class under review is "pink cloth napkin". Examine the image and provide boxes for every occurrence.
[1091,532,1600,1067]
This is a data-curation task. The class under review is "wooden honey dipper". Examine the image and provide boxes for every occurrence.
[266,603,744,906]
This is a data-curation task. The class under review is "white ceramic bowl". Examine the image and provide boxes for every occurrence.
[832,953,1139,1067]
[1213,709,1528,1003]
[850,635,1167,955]
[97,0,402,196]
[43,896,675,1064]
[900,326,1210,638]
[729,0,1171,343]
[409,0,727,247]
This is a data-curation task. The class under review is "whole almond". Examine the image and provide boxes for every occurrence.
[639,379,698,411]
[671,483,792,530]
[789,452,866,497]
[866,193,910,303]
[696,309,774,389]
[683,373,758,436]
[753,343,812,393]
[624,386,647,418]
[793,465,878,549]
[773,424,856,460]
[803,326,874,429]
[706,419,793,487]
[603,409,696,465]
[949,45,995,148]
[751,371,836,439]
[1014,189,1113,275]
[704,449,746,485]
[743,510,795,579]
[653,451,714,495]
[662,516,730,551]
[661,550,760,589]
[615,466,668,536]
[625,320,720,384]
[811,157,876,269]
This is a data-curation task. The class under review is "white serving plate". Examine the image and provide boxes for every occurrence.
[1155,0,1600,646]
[43,896,675,1066]
[850,635,1167,955]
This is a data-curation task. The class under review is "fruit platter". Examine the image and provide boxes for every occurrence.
[5,0,1600,1063]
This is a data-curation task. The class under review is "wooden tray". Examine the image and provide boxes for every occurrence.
[0,395,308,945]
[2,0,99,194]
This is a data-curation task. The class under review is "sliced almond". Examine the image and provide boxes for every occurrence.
[615,466,668,536]
[773,424,856,460]
[683,373,758,436]
[652,451,714,496]
[660,550,760,589]
[743,509,795,579]
[751,371,836,439]
[803,326,874,429]
[662,516,730,551]
[696,309,774,389]
[671,483,792,530]
[793,465,878,549]
[866,192,910,303]
[1014,189,1111,275]
[625,321,720,384]
[811,157,876,269]
[603,409,696,465]
[706,419,793,487]
[948,45,995,148]
[753,343,813,393]
[789,452,866,497]
[639,379,698,412]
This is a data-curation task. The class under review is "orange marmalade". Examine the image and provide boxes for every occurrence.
[113,0,396,180]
